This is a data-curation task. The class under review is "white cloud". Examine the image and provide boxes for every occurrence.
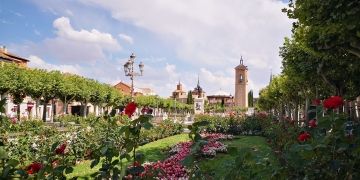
[11,17,122,64]
[118,33,134,44]
[28,55,82,74]
[73,0,292,95]
[13,0,292,97]
[53,17,120,50]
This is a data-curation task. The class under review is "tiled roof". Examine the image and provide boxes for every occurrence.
[0,49,30,63]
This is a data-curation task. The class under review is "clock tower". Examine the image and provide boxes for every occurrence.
[234,57,248,108]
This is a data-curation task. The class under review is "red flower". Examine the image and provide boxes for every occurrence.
[312,99,321,106]
[125,102,137,118]
[323,96,343,109]
[26,162,43,174]
[134,161,141,167]
[297,131,311,142]
[308,119,317,128]
[55,143,67,155]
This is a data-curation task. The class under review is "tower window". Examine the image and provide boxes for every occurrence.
[239,75,243,83]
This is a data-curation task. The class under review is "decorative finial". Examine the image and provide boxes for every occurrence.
[240,56,243,65]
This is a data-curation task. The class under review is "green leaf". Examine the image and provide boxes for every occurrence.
[135,153,145,164]
[7,159,19,167]
[194,133,202,142]
[120,153,131,160]
[181,155,194,166]
[0,147,8,159]
[125,142,134,152]
[112,159,119,165]
[65,167,74,174]
[143,122,153,130]
[100,146,108,155]
[112,167,120,179]
[90,158,99,168]
[54,165,66,174]
[193,121,209,127]
[51,142,60,152]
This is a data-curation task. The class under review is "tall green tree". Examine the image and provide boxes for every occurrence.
[248,90,254,107]
[40,71,63,121]
[284,0,360,59]
[186,90,193,105]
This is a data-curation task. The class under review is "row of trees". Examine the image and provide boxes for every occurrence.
[0,63,126,121]
[134,95,193,113]
[0,63,193,121]
[257,0,360,120]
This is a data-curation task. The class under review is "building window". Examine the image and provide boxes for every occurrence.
[239,75,243,83]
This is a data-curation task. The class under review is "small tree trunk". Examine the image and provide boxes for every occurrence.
[93,105,97,116]
[51,99,56,122]
[16,103,21,121]
[35,98,40,118]
[82,101,88,117]
[63,97,67,115]
[42,100,48,122]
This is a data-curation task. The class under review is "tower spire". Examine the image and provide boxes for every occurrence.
[240,56,243,65]
[197,74,200,86]
[269,69,273,83]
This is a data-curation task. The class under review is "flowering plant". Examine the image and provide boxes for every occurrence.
[297,131,310,142]
[323,96,343,109]
[125,102,137,117]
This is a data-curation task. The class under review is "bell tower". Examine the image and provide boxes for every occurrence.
[234,56,248,108]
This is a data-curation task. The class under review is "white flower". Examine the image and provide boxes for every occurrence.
[31,143,38,150]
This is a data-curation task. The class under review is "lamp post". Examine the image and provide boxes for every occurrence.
[123,53,144,98]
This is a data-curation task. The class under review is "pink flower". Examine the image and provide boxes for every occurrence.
[308,119,317,128]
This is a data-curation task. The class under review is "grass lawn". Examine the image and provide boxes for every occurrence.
[68,134,190,179]
[195,136,278,180]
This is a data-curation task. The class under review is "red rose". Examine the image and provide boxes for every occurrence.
[308,119,317,128]
[125,102,137,118]
[323,96,343,109]
[297,131,311,142]
[26,162,43,174]
[55,143,67,155]
[312,99,321,106]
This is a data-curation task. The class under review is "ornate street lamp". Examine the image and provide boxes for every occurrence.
[123,53,144,97]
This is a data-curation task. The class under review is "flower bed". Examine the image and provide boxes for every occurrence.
[126,133,233,179]
[137,142,192,179]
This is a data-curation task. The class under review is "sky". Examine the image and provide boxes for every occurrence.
[0,0,292,98]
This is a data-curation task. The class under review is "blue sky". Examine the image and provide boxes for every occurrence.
[0,0,292,97]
